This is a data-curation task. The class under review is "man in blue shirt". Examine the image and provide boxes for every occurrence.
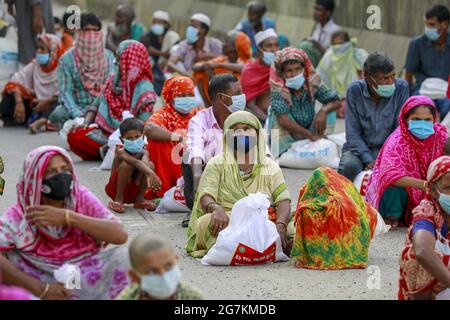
[405,5,450,119]
[235,1,276,55]
[338,52,410,181]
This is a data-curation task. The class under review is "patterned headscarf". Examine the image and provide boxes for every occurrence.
[270,47,321,106]
[427,156,450,185]
[37,34,63,73]
[150,76,198,132]
[16,146,80,240]
[102,40,155,124]
[74,30,107,97]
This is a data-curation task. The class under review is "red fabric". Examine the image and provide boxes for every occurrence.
[241,59,271,102]
[67,128,102,161]
[366,96,448,225]
[145,140,183,200]
[105,169,140,204]
[447,76,450,99]
[103,41,154,123]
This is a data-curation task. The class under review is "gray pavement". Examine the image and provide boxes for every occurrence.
[0,123,405,300]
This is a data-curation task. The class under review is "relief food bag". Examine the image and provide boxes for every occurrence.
[278,138,340,170]
[353,170,372,197]
[155,184,190,213]
[201,193,289,266]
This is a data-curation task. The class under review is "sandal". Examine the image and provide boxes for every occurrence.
[108,201,125,214]
[181,212,191,228]
[385,217,400,230]
[134,201,157,212]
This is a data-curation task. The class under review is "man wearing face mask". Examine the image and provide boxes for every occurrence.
[399,156,450,300]
[167,13,222,78]
[405,5,450,120]
[181,74,246,227]
[234,1,276,55]
[106,4,144,53]
[48,13,116,127]
[338,52,410,182]
[118,234,203,300]
[241,28,279,123]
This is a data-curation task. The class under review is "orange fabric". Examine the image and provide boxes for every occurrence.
[235,32,252,64]
[105,169,140,204]
[61,32,74,54]
[3,82,34,100]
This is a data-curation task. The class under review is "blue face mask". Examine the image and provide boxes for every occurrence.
[123,137,145,154]
[56,31,63,40]
[285,72,305,90]
[186,26,200,44]
[140,265,182,299]
[371,77,396,98]
[331,42,353,55]
[425,27,441,41]
[174,97,196,114]
[409,120,435,140]
[36,53,50,66]
[222,94,247,113]
[438,192,450,215]
[262,51,275,66]
[151,24,165,36]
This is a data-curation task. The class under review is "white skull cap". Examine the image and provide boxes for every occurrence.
[153,10,170,23]
[255,28,278,46]
[191,13,211,28]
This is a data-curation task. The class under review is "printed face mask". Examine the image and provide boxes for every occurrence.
[409,120,435,140]
[124,137,145,154]
[41,173,73,200]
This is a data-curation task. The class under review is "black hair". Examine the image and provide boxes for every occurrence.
[117,4,136,20]
[208,74,239,101]
[363,52,395,76]
[281,59,304,73]
[331,30,350,43]
[62,12,72,30]
[80,12,102,31]
[248,1,267,15]
[316,0,336,13]
[119,118,144,136]
[54,17,62,25]
[405,105,437,119]
[426,5,450,23]
[200,22,210,34]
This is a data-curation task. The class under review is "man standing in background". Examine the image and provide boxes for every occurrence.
[310,0,340,52]
[6,0,55,65]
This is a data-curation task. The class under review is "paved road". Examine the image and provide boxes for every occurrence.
[0,124,406,300]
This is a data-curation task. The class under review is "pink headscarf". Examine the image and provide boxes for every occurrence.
[366,96,448,224]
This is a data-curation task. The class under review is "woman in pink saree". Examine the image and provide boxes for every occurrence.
[366,96,448,228]
[0,146,130,300]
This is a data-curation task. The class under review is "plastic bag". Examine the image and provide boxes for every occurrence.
[327,132,346,157]
[59,118,84,150]
[155,181,190,213]
[201,193,289,266]
[0,26,18,87]
[353,170,372,196]
[374,211,390,237]
[419,78,448,100]
[278,138,340,170]
[436,289,450,300]
[53,264,81,289]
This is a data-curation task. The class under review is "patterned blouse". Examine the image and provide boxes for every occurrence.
[116,282,204,300]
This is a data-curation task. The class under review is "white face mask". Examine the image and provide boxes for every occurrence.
[435,230,450,256]
[139,265,182,299]
[221,93,247,113]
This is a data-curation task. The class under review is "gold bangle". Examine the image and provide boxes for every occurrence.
[65,209,71,227]
[423,181,428,191]
[38,283,50,299]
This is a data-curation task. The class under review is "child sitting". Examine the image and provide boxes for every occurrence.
[105,117,162,213]
[117,234,204,300]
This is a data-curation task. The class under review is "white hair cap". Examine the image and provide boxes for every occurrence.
[153,10,170,23]
[255,28,278,46]
[191,13,211,28]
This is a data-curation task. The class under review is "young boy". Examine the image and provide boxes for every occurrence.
[117,233,204,300]
[105,118,162,214]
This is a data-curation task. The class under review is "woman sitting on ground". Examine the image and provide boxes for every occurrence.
[186,111,293,258]
[267,48,341,158]
[0,34,62,133]
[366,96,448,229]
[67,40,157,161]
[0,146,130,300]
[145,76,200,200]
[399,156,450,300]
[193,31,252,106]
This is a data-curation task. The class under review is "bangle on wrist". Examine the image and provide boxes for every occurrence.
[38,283,50,299]
[65,209,71,226]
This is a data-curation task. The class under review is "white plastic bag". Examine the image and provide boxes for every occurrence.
[278,138,340,170]
[374,211,390,237]
[419,78,448,100]
[201,193,289,266]
[436,288,450,300]
[59,117,84,150]
[155,182,190,213]
[327,132,346,157]
[353,170,372,196]
[53,264,81,289]
[0,26,18,87]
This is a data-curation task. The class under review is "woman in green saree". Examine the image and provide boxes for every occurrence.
[186,111,294,258]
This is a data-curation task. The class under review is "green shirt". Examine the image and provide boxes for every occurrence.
[116,282,204,300]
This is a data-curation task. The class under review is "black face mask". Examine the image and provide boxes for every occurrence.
[41,173,73,200]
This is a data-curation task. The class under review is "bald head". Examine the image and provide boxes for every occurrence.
[129,234,172,270]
